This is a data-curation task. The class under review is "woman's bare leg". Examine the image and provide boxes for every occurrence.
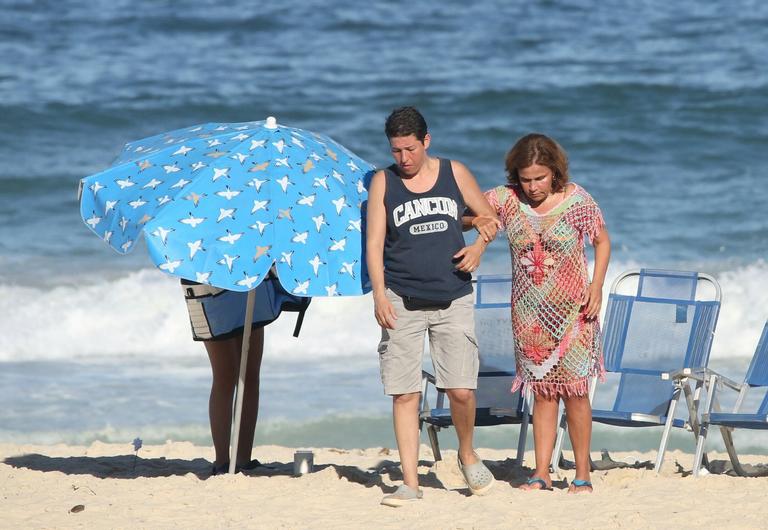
[519,393,558,489]
[235,327,264,465]
[205,327,265,467]
[563,394,593,493]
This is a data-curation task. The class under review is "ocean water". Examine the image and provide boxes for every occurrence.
[2,0,768,456]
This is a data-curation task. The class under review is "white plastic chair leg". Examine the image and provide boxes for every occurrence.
[516,407,530,466]
[550,412,567,472]
[655,386,682,473]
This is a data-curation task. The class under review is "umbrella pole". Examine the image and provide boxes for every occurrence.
[228,288,256,474]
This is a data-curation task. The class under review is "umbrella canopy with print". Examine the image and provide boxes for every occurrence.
[79,117,373,296]
[79,117,374,473]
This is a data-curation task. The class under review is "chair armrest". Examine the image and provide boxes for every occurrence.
[679,368,750,418]
[662,367,707,383]
[662,368,743,392]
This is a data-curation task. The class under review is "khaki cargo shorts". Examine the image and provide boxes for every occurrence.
[378,288,479,395]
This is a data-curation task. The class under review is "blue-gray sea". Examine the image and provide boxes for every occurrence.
[1,0,767,456]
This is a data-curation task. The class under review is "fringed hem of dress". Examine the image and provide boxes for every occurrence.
[511,364,606,398]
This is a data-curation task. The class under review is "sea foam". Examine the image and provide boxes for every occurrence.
[1,260,766,363]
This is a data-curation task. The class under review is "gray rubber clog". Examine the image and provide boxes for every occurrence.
[458,452,495,495]
[380,484,424,507]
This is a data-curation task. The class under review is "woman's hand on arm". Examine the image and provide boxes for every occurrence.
[452,161,501,244]
[470,215,500,243]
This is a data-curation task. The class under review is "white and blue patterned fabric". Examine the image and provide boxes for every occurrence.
[79,117,374,296]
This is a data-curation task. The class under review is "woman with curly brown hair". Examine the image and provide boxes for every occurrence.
[484,133,611,493]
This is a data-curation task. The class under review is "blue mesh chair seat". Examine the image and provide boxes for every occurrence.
[428,404,527,428]
[428,370,526,428]
[590,409,687,429]
[707,412,768,430]
[419,275,531,465]
[692,322,768,476]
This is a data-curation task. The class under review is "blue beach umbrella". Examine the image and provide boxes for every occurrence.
[79,117,374,472]
[79,117,373,296]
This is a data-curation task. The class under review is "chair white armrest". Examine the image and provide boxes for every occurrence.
[662,368,743,392]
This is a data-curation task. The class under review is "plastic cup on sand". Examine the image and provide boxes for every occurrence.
[293,450,314,475]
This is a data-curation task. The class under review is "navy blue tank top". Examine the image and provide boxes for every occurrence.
[383,158,472,301]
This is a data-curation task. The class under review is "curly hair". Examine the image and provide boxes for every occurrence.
[384,106,428,141]
[504,133,570,192]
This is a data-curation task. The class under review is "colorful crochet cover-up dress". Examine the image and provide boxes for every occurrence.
[485,184,605,397]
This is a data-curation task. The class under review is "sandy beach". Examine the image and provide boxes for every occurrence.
[2,442,766,529]
[3,3,768,530]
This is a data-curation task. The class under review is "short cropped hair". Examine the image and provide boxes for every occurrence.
[384,106,428,141]
[504,133,570,193]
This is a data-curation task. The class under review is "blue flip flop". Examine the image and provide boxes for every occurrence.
[570,479,593,491]
[523,477,553,491]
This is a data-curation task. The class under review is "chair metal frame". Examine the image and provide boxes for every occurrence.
[681,321,768,477]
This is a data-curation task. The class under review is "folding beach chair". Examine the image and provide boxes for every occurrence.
[689,321,768,477]
[551,269,721,473]
[419,274,532,466]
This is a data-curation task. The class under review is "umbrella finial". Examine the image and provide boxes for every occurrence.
[265,116,278,129]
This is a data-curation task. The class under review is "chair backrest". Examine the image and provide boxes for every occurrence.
[745,322,768,388]
[602,269,721,415]
[473,274,520,411]
[636,268,698,300]
[743,322,768,415]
